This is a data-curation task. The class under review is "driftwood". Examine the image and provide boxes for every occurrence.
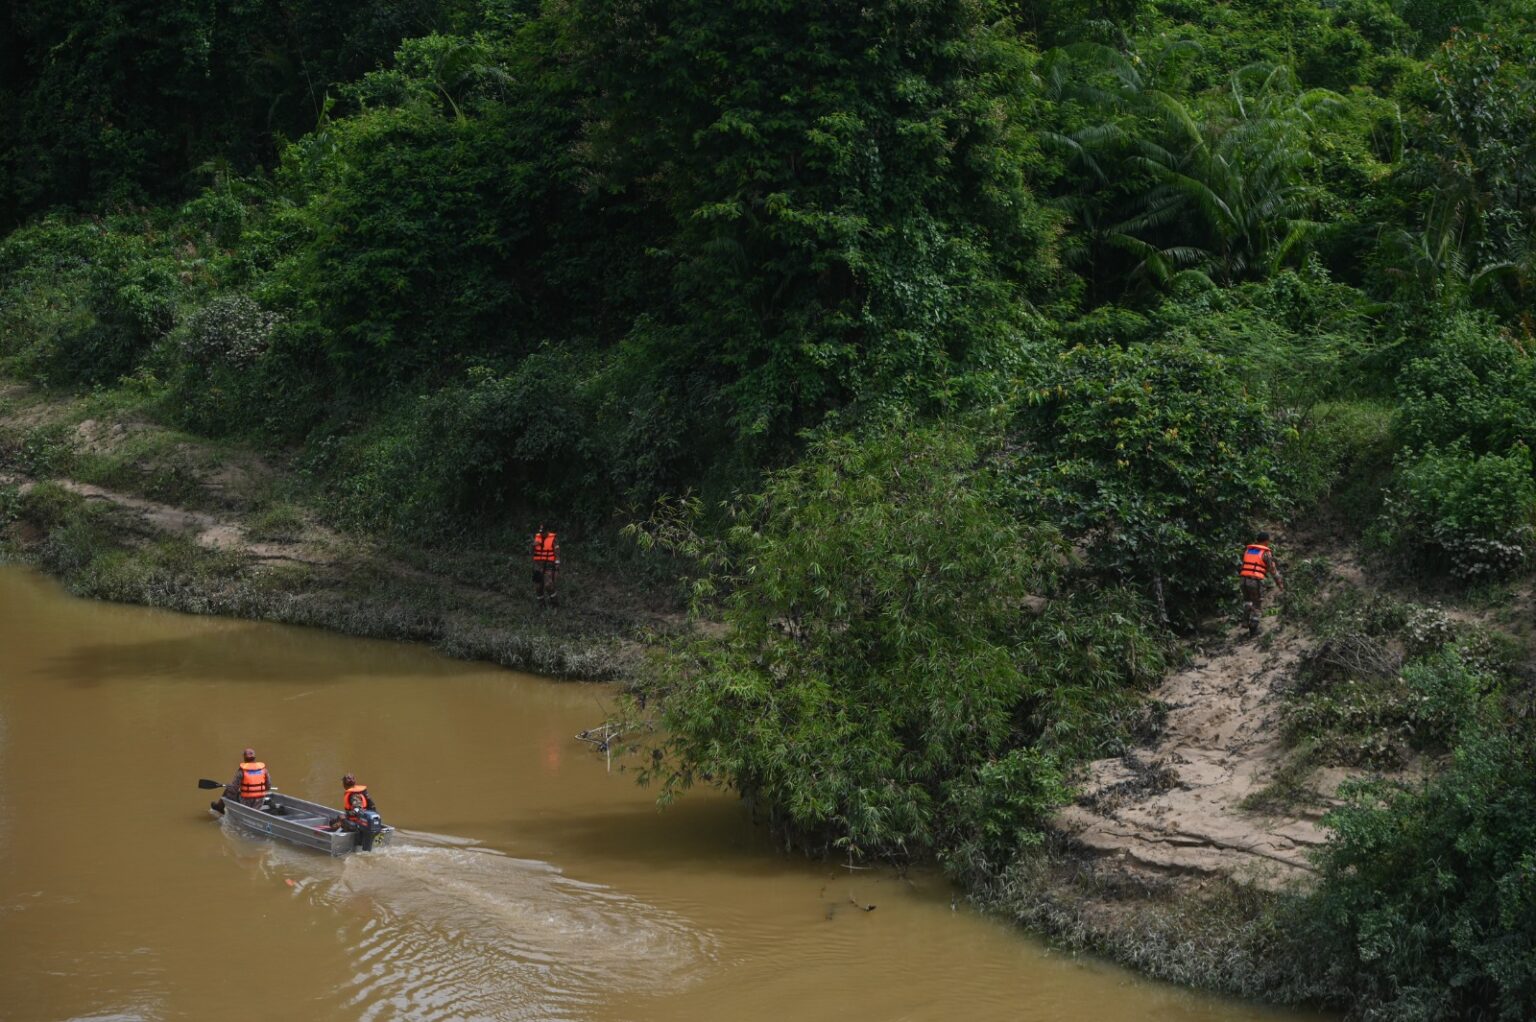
[575,721,625,771]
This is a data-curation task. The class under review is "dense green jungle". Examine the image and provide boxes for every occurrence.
[2,2,1534,1018]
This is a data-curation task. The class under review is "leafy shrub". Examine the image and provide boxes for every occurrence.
[3,0,450,218]
[15,481,87,530]
[630,422,1164,869]
[0,216,186,385]
[1397,313,1536,457]
[572,0,1060,457]
[179,294,281,369]
[275,86,534,383]
[0,424,75,477]
[1152,264,1382,406]
[1012,342,1283,615]
[1380,443,1536,581]
[1286,647,1495,768]
[1399,648,1492,743]
[321,352,604,535]
[1276,399,1395,516]
[1301,722,1536,1022]
[0,484,21,530]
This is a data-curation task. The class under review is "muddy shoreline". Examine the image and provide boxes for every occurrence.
[0,384,685,682]
[0,379,1335,1013]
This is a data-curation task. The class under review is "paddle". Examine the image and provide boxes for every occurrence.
[198,778,225,789]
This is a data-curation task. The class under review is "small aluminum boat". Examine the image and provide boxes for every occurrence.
[218,791,393,855]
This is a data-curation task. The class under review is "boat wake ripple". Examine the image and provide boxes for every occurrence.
[250,831,716,1021]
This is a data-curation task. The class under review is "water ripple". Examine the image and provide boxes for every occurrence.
[252,831,717,1021]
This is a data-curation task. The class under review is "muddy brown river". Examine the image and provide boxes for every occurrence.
[0,565,1325,1021]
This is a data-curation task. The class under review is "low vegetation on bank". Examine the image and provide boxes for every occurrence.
[4,1,1536,1017]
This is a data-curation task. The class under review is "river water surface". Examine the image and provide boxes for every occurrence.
[0,565,1325,1022]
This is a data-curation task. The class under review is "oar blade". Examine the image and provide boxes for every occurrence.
[198,778,225,790]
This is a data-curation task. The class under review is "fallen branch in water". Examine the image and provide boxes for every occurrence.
[575,720,627,751]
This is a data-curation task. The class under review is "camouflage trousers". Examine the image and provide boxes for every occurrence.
[1240,577,1265,627]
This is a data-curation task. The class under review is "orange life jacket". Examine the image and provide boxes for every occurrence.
[533,532,558,564]
[239,761,269,800]
[343,784,373,815]
[1240,544,1271,580]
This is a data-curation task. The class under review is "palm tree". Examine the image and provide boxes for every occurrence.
[1044,51,1343,292]
[1110,65,1335,286]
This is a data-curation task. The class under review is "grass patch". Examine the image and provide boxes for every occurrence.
[18,480,89,528]
[70,428,208,507]
[0,422,76,476]
[1238,741,1324,814]
[975,842,1344,1010]
[1274,573,1518,769]
[0,482,21,530]
[245,502,306,542]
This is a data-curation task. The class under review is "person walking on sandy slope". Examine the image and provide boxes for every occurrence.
[1238,531,1284,636]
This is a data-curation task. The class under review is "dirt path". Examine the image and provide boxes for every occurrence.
[0,383,686,680]
[1053,546,1370,888]
[1056,627,1323,886]
[0,473,337,566]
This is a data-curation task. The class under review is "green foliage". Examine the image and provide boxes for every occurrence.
[1381,442,1536,582]
[1043,43,1378,295]
[1398,0,1484,48]
[1287,647,1496,768]
[0,423,76,478]
[0,215,195,385]
[178,294,282,370]
[1276,400,1395,516]
[273,30,581,385]
[1149,262,1382,404]
[1302,721,1536,1021]
[631,423,1163,867]
[1386,19,1536,320]
[3,5,1536,1017]
[317,352,605,534]
[15,481,87,530]
[1,0,467,219]
[1012,0,1149,47]
[1012,341,1282,613]
[1397,313,1536,456]
[0,483,21,532]
[1378,312,1536,581]
[571,0,1060,457]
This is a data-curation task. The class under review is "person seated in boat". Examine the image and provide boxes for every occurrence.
[327,774,377,830]
[211,747,271,813]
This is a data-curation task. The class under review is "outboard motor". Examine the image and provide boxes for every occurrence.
[356,809,385,852]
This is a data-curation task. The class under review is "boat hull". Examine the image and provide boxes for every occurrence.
[219,792,394,855]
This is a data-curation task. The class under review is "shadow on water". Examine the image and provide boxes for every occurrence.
[222,826,717,1022]
[420,797,810,876]
[36,626,472,688]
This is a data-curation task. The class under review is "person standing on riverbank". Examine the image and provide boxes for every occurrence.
[1238,531,1283,636]
[532,525,561,607]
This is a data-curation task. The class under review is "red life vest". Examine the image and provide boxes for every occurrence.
[533,532,558,564]
[1240,544,1271,580]
[343,784,373,815]
[239,761,269,800]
